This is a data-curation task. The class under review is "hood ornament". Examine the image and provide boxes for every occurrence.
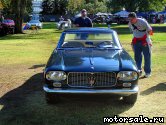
[91,66,94,70]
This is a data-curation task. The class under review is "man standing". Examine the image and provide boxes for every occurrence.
[74,9,93,27]
[128,12,153,78]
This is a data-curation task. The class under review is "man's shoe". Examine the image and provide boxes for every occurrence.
[144,74,151,78]
[138,70,142,76]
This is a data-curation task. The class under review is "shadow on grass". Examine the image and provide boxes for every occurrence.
[139,76,147,79]
[0,73,134,125]
[29,64,45,69]
[141,82,166,95]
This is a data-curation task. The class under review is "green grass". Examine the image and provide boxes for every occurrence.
[0,23,166,125]
[0,27,60,66]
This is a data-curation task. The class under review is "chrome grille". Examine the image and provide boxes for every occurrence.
[67,72,116,87]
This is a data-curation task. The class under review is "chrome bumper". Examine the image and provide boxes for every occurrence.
[43,85,139,96]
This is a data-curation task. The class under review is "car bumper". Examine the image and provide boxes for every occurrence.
[43,85,139,96]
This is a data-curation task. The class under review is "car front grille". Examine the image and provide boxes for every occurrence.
[67,72,117,88]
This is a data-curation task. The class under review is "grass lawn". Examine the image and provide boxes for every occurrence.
[0,23,166,125]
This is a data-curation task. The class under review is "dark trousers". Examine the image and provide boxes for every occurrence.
[133,41,151,74]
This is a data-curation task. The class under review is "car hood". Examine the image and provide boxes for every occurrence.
[46,49,137,72]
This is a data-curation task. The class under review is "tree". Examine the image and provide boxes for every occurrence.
[67,0,85,14]
[107,0,166,12]
[0,1,3,10]
[53,0,68,15]
[146,0,166,12]
[1,0,10,8]
[1,0,32,33]
[67,0,108,14]
[41,0,54,15]
[41,0,68,15]
[82,1,107,13]
[11,0,27,33]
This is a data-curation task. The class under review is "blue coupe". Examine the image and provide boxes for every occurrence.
[43,28,139,104]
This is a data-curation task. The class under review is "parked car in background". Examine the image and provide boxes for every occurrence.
[115,17,129,24]
[2,19,15,26]
[106,15,114,25]
[93,15,106,23]
[56,19,72,30]
[43,28,139,105]
[27,20,43,29]
[93,13,113,24]
[1,19,15,34]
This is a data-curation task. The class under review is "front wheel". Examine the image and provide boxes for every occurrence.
[45,93,60,104]
[123,93,138,105]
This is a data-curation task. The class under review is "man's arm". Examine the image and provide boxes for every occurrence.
[128,22,133,33]
[144,20,153,35]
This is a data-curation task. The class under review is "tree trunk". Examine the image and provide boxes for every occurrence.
[13,0,27,33]
[15,17,23,33]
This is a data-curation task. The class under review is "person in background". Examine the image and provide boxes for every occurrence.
[74,9,93,27]
[128,12,153,78]
[59,16,64,21]
[106,16,112,28]
[152,17,156,24]
[160,15,164,24]
[0,14,4,22]
[67,19,72,28]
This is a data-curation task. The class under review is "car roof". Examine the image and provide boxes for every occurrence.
[63,28,115,33]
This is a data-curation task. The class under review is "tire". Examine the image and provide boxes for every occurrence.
[45,93,60,104]
[123,93,138,105]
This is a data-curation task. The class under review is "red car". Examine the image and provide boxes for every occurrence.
[1,19,15,34]
[2,19,15,26]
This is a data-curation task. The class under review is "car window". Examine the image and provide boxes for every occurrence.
[3,20,14,23]
[2,20,8,23]
[7,20,14,23]
[61,33,118,48]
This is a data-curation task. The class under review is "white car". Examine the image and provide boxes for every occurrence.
[27,20,43,29]
[56,20,71,30]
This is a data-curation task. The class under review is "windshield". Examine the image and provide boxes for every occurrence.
[61,32,119,49]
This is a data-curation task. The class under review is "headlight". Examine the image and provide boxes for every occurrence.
[117,71,138,81]
[46,71,67,81]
